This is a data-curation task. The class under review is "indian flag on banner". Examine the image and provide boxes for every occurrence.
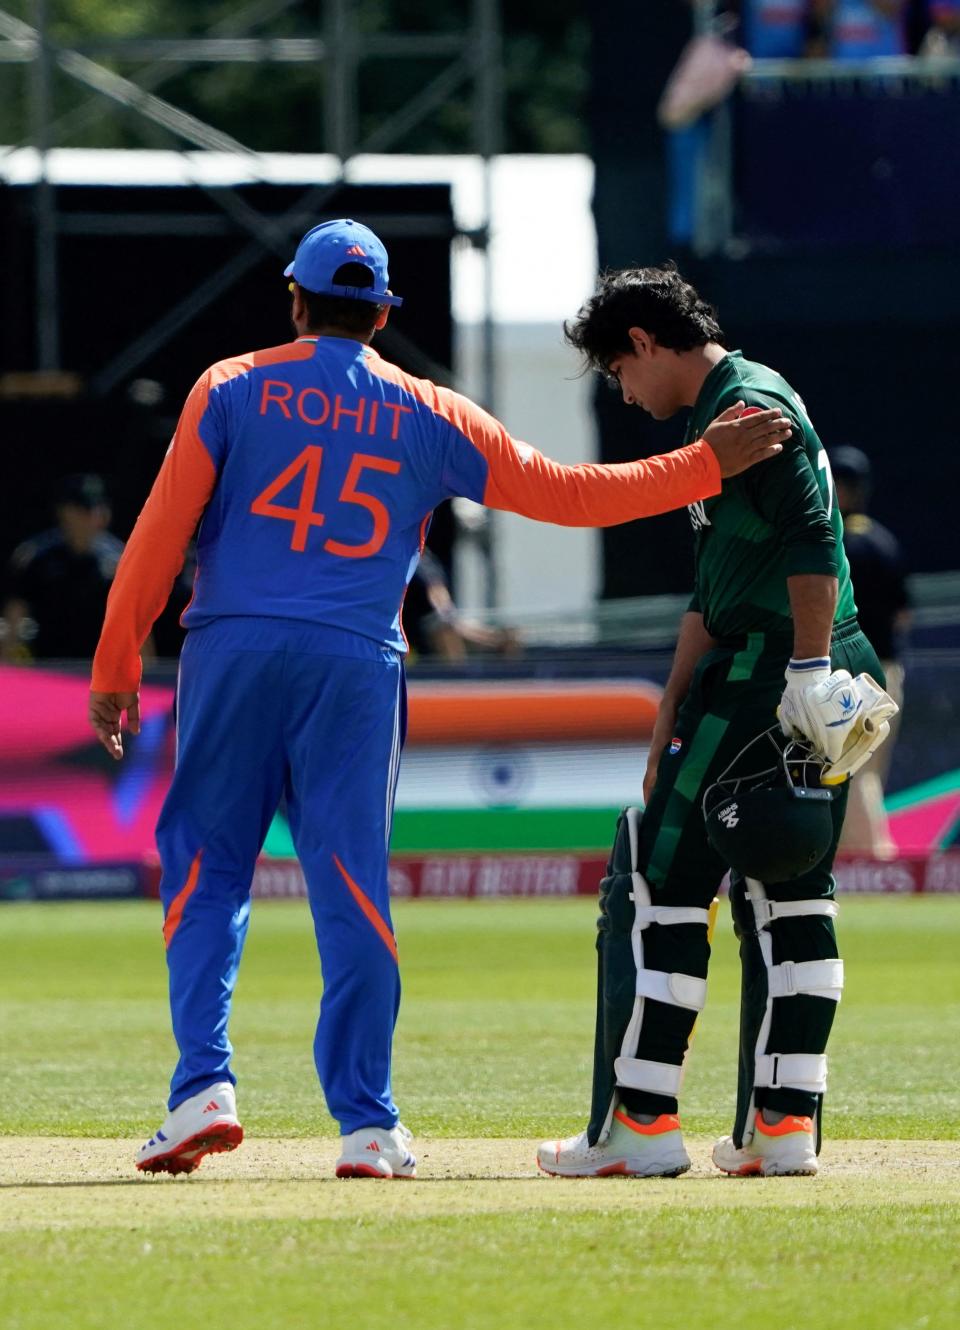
[263,680,661,857]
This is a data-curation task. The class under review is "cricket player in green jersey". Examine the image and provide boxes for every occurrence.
[537,264,897,1179]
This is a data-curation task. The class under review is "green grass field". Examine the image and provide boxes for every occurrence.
[1,896,958,1330]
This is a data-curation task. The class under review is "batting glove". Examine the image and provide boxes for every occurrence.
[778,657,860,764]
[820,673,900,785]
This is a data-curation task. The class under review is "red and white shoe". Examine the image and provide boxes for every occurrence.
[335,1122,417,1179]
[712,1111,817,1177]
[136,1082,243,1176]
[537,1111,691,1178]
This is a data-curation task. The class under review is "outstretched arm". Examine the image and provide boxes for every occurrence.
[435,386,789,526]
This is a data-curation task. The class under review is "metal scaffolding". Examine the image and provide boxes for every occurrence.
[0,0,504,415]
[1,0,504,605]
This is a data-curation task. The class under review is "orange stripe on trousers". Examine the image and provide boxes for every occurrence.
[163,849,203,948]
[332,853,398,963]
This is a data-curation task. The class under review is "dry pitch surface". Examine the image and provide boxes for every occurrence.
[3,1136,958,1229]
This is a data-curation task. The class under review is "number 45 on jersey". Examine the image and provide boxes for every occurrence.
[251,446,401,559]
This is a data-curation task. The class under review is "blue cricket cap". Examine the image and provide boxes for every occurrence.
[284,219,403,307]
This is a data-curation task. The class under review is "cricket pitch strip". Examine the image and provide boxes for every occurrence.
[2,1137,958,1230]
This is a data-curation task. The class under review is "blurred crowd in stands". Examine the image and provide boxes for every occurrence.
[662,1,960,247]
[0,475,519,668]
[728,1,960,59]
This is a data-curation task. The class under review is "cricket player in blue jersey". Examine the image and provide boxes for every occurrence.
[89,219,789,1179]
[741,1,811,59]
[815,0,908,56]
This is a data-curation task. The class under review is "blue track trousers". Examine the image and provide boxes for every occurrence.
[156,618,404,1134]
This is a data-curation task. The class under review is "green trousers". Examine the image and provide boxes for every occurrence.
[588,617,883,1147]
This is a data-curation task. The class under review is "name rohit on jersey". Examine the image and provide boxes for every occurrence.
[259,379,413,440]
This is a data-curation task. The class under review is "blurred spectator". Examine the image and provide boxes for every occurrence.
[831,446,910,859]
[739,1,813,58]
[921,1,960,51]
[813,1,910,57]
[403,548,520,663]
[1,474,131,664]
[660,8,753,247]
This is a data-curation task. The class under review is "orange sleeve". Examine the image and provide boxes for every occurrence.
[433,385,721,527]
[479,431,721,527]
[363,356,722,527]
[91,374,219,693]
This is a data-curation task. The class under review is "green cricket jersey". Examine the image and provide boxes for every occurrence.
[683,351,856,640]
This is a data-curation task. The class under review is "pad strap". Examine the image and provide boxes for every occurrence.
[614,1055,684,1097]
[635,968,707,1012]
[752,896,839,930]
[755,1052,828,1094]
[630,898,712,929]
[767,958,844,1002]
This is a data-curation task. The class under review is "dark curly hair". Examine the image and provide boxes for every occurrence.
[564,262,725,374]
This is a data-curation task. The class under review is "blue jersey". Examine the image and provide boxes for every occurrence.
[742,1,810,59]
[92,335,723,692]
[182,335,486,652]
[830,1,907,58]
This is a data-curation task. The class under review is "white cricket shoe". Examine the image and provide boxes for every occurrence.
[136,1081,243,1176]
[712,1110,817,1177]
[537,1110,691,1178]
[335,1121,417,1179]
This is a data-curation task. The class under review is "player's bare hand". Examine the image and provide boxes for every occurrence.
[89,690,141,761]
[642,742,663,807]
[702,401,792,478]
[643,697,680,805]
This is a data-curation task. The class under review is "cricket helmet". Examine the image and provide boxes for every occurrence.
[702,727,836,883]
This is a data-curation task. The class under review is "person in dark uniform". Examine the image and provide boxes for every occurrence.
[831,446,909,858]
[404,548,520,662]
[1,474,125,663]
